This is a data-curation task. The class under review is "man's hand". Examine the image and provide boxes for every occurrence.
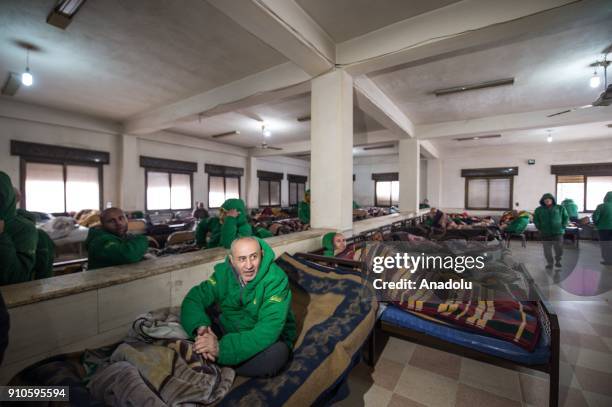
[194,326,219,361]
[225,209,239,218]
[0,220,4,234]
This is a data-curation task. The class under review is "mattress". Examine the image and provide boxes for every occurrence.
[380,305,550,365]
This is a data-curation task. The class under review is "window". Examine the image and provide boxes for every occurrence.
[145,170,192,211]
[208,175,240,208]
[288,174,307,206]
[24,162,101,213]
[556,174,612,212]
[465,177,512,210]
[257,170,283,207]
[375,180,399,207]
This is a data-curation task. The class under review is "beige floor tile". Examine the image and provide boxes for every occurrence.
[557,316,598,335]
[580,310,612,326]
[560,344,581,365]
[408,345,462,380]
[559,362,582,389]
[387,393,427,407]
[519,373,549,407]
[575,348,612,373]
[573,365,612,396]
[601,337,612,352]
[558,387,589,407]
[455,383,521,407]
[459,358,522,401]
[589,322,612,338]
[560,331,611,353]
[380,336,417,364]
[581,391,612,407]
[394,365,458,407]
[372,357,405,391]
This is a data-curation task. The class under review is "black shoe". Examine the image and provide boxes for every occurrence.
[602,261,612,266]
[545,264,553,269]
[555,262,562,268]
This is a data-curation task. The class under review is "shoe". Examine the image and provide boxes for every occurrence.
[545,264,553,270]
[602,262,612,266]
[555,262,562,268]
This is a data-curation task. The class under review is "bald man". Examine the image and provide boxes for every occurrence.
[181,236,296,377]
[85,207,149,270]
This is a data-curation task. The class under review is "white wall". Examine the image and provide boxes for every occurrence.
[420,159,428,201]
[438,139,612,211]
[254,156,310,207]
[353,154,398,206]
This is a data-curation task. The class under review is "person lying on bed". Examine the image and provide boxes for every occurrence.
[181,236,296,377]
[85,207,150,270]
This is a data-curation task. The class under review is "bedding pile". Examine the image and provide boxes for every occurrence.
[363,241,540,351]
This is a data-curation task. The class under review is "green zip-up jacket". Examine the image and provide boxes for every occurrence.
[0,172,38,285]
[561,199,579,219]
[504,213,530,235]
[85,228,149,270]
[593,191,612,230]
[298,201,310,224]
[181,237,297,366]
[533,193,569,237]
[196,199,253,249]
[322,232,337,257]
[17,209,55,280]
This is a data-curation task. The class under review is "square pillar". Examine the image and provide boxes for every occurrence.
[427,158,442,208]
[119,134,140,211]
[245,156,258,210]
[310,70,353,232]
[398,138,420,213]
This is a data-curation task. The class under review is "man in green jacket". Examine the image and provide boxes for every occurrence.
[181,236,296,377]
[0,172,38,285]
[85,207,149,270]
[593,191,612,265]
[533,193,569,269]
[503,211,530,235]
[561,198,579,222]
[298,189,310,224]
[195,199,253,249]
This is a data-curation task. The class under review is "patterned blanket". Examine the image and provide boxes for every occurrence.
[364,242,540,351]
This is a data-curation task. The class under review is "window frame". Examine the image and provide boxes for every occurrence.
[19,157,103,214]
[464,175,513,211]
[555,174,612,213]
[288,181,306,206]
[374,180,399,207]
[207,175,241,209]
[258,179,282,207]
[144,169,194,212]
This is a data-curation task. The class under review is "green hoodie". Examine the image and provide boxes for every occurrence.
[593,191,612,230]
[561,199,579,219]
[181,237,297,366]
[504,212,530,234]
[16,209,55,280]
[533,193,569,237]
[0,172,38,285]
[298,190,310,224]
[85,227,149,270]
[322,232,337,257]
[195,199,253,250]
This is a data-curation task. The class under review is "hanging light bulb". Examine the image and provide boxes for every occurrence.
[21,49,33,86]
[590,69,601,88]
[546,130,553,143]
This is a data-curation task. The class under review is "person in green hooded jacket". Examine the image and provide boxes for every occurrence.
[195,199,253,249]
[561,198,579,222]
[533,193,569,269]
[0,172,38,285]
[502,211,530,235]
[322,232,346,257]
[593,191,612,265]
[181,236,296,377]
[85,207,149,270]
[298,189,310,224]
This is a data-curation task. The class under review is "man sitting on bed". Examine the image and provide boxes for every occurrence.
[181,236,296,377]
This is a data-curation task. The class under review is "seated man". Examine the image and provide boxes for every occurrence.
[0,171,38,285]
[322,232,362,260]
[85,207,149,270]
[195,198,253,249]
[181,237,296,377]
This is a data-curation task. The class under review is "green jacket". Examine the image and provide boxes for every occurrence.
[17,209,55,280]
[255,226,274,239]
[533,193,569,237]
[196,199,253,249]
[593,191,612,230]
[561,199,579,219]
[0,172,38,285]
[504,213,530,234]
[322,232,336,257]
[298,201,310,224]
[85,228,149,270]
[181,237,297,366]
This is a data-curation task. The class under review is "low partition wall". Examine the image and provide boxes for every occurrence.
[0,229,330,384]
[352,210,429,236]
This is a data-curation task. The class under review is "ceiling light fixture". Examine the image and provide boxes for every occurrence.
[454,134,501,141]
[297,115,311,122]
[590,68,601,88]
[262,123,271,138]
[21,49,33,87]
[363,144,395,151]
[433,78,514,97]
[47,0,87,29]
[211,130,240,139]
[546,130,553,143]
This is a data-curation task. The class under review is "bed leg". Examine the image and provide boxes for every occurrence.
[365,329,376,367]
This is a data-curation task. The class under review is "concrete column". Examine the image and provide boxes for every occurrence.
[310,70,353,232]
[398,138,420,213]
[427,158,442,208]
[118,134,140,210]
[245,156,258,210]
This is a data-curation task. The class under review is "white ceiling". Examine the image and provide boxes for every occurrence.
[432,121,612,150]
[295,0,461,43]
[369,15,612,125]
[0,0,287,120]
[170,92,384,147]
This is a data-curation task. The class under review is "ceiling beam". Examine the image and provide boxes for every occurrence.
[123,62,310,135]
[208,0,335,76]
[353,76,415,138]
[419,140,439,159]
[338,0,591,76]
[416,106,612,140]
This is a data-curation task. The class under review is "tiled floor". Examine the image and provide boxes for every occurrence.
[335,240,612,407]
